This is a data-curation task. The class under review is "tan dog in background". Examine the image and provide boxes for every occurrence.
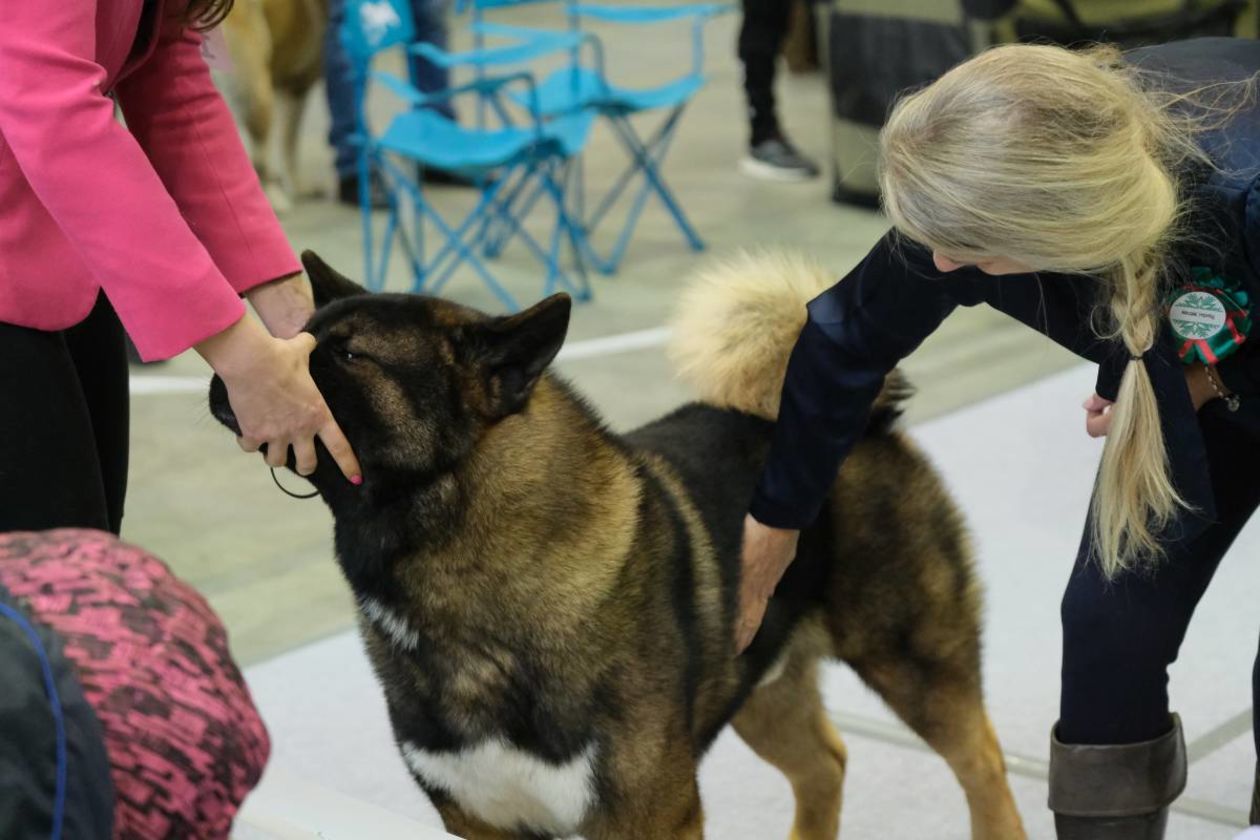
[221,0,328,212]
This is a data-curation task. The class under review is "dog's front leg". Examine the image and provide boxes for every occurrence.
[584,771,704,840]
[433,800,531,840]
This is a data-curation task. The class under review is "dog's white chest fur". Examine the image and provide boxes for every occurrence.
[401,739,597,833]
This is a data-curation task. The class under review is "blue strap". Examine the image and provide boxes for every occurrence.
[0,603,67,840]
[572,2,731,23]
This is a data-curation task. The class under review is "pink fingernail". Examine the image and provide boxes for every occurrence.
[350,475,363,486]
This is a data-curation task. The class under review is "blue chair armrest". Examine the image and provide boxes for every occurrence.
[571,3,731,24]
[573,3,730,79]
[409,31,584,69]
[372,69,549,143]
[469,22,610,89]
[371,69,538,114]
[468,21,570,44]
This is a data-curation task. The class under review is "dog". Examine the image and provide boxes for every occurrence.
[210,251,1026,839]
[220,0,327,213]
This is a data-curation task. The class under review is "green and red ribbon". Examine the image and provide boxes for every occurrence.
[1164,267,1252,365]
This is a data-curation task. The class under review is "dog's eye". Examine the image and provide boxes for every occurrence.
[327,338,363,364]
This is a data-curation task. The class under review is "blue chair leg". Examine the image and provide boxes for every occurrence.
[374,156,422,292]
[475,160,586,301]
[543,204,564,299]
[574,153,586,227]
[410,184,427,293]
[373,154,518,308]
[608,110,704,264]
[482,207,565,290]
[550,161,591,301]
[585,150,641,235]
[420,178,522,312]
[600,119,663,275]
[378,205,399,292]
[574,106,704,275]
[358,151,379,291]
[426,191,507,294]
[483,169,537,259]
[585,112,679,236]
[394,202,427,293]
[428,210,521,312]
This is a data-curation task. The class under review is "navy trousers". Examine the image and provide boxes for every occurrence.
[1059,398,1260,756]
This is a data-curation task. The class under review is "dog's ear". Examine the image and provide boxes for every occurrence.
[464,294,572,419]
[303,251,367,306]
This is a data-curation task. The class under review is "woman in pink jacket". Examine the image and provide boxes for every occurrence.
[0,0,361,534]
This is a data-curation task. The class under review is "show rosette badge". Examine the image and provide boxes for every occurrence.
[1165,267,1252,365]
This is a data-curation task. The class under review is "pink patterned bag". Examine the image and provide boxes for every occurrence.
[0,529,270,839]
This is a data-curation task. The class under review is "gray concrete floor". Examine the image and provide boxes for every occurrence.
[126,5,1079,666]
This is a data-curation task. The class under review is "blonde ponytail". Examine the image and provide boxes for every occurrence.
[1091,253,1184,575]
[878,42,1248,577]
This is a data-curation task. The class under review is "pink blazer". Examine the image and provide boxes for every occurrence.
[0,0,300,360]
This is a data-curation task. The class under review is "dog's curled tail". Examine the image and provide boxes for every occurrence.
[667,249,911,425]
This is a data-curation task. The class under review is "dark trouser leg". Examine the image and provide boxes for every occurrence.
[0,295,128,534]
[324,0,359,179]
[63,295,129,535]
[407,0,456,120]
[738,0,792,146]
[1053,402,1260,836]
[1253,629,1260,823]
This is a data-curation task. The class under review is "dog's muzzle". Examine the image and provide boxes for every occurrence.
[207,375,242,436]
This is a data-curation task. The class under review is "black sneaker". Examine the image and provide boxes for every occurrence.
[337,171,391,209]
[740,137,820,183]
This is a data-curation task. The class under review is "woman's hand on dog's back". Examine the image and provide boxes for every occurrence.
[734,515,800,654]
[195,307,362,485]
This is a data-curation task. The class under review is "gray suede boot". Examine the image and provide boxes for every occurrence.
[1048,714,1187,839]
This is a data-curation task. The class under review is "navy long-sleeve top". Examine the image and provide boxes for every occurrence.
[749,37,1260,544]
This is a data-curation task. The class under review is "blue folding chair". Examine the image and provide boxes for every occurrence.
[341,0,593,309]
[457,0,730,275]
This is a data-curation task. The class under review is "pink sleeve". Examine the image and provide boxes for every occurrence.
[0,2,287,360]
[115,23,301,304]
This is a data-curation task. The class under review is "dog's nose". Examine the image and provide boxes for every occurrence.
[207,375,242,435]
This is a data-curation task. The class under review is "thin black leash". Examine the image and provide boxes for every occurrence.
[270,467,320,500]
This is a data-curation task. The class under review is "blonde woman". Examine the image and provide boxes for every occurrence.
[736,38,1260,837]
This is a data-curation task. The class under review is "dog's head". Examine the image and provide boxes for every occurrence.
[208,251,572,505]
